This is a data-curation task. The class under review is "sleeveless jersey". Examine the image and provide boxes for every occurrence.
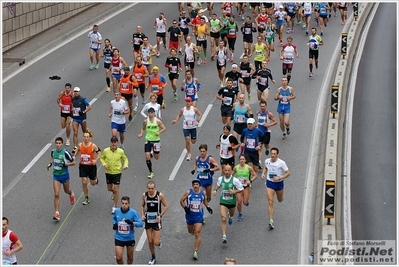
[257,13,268,29]
[103,46,113,65]
[219,176,237,205]
[240,62,251,78]
[210,19,221,33]
[60,91,72,114]
[79,142,94,165]
[224,2,233,16]
[220,16,229,34]
[235,164,251,186]
[52,148,68,176]
[233,104,248,124]
[185,43,196,63]
[141,46,151,65]
[257,110,270,133]
[155,18,166,33]
[133,64,147,84]
[303,2,312,15]
[278,87,292,107]
[217,47,227,66]
[119,74,133,94]
[242,22,253,36]
[319,3,328,15]
[196,155,215,180]
[286,2,296,14]
[309,35,322,50]
[186,189,205,217]
[226,21,237,38]
[149,74,164,96]
[111,56,121,74]
[183,106,197,129]
[2,230,17,263]
[146,117,160,142]
[185,78,198,99]
[144,191,162,224]
[254,42,266,62]
[282,44,296,64]
[197,24,207,41]
[220,134,233,159]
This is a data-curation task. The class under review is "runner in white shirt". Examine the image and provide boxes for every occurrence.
[87,24,102,70]
[261,147,290,229]
[141,93,162,120]
[109,91,129,149]
[153,13,168,57]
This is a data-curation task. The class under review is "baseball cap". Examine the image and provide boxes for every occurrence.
[247,118,255,124]
[110,136,118,142]
[148,107,155,113]
[124,66,130,71]
[279,5,284,9]
[185,97,192,102]
[73,87,80,92]
[192,179,201,185]
[223,125,231,131]
[152,66,159,71]
[199,9,205,13]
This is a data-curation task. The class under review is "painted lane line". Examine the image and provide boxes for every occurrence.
[22,143,52,173]
[198,104,212,127]
[135,229,148,251]
[168,149,188,181]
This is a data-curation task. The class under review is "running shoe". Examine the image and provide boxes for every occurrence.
[230,55,234,61]
[119,144,124,149]
[236,214,243,221]
[320,31,323,36]
[324,23,327,27]
[220,81,224,87]
[70,191,75,205]
[129,115,133,121]
[222,235,227,244]
[86,127,94,138]
[228,216,233,225]
[259,160,262,168]
[248,95,251,101]
[297,19,302,25]
[269,220,275,229]
[82,197,90,205]
[328,13,331,18]
[142,101,146,105]
[110,192,114,200]
[305,30,309,35]
[186,153,192,161]
[196,59,202,65]
[203,58,207,64]
[162,101,166,109]
[106,87,111,92]
[89,64,94,70]
[66,139,70,146]
[156,52,160,57]
[302,24,306,29]
[309,72,313,77]
[291,29,295,33]
[150,151,154,158]
[211,55,214,61]
[111,206,117,214]
[178,50,182,56]
[53,211,60,221]
[267,56,271,61]
[134,106,139,112]
[193,250,199,260]
[282,132,287,140]
[148,172,154,179]
[174,92,178,101]
[286,127,290,135]
[94,64,99,69]
[242,15,245,21]
[286,29,291,34]
[341,21,344,25]
[265,148,270,155]
[95,178,99,185]
[202,219,205,225]
[148,258,156,265]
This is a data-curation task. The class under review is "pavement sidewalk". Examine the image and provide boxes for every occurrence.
[2,3,127,79]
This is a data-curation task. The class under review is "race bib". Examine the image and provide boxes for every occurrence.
[72,107,81,116]
[147,212,158,223]
[117,221,130,234]
[235,114,245,123]
[81,154,91,164]
[228,28,236,35]
[153,142,161,152]
[189,200,201,212]
[246,138,255,149]
[135,73,142,82]
[61,104,70,113]
[187,56,194,63]
[152,85,159,93]
[224,96,232,105]
[222,189,233,200]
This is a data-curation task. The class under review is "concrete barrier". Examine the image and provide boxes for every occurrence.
[314,3,375,265]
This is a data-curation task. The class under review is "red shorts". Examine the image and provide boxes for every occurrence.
[169,40,179,49]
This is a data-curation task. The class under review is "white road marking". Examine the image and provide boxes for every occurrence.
[135,229,148,251]
[22,143,52,173]
[168,149,188,181]
[198,104,212,127]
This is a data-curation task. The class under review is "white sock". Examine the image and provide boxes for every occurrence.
[134,96,138,107]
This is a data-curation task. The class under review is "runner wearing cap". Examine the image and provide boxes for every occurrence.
[138,107,166,179]
[180,178,213,260]
[100,136,129,214]
[146,66,168,109]
[172,97,203,161]
[119,67,139,120]
[71,87,92,153]
[57,83,73,146]
[240,117,264,172]
[109,91,129,149]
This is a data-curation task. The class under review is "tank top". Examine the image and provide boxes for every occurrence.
[243,22,253,36]
[79,142,94,165]
[220,134,233,159]
[144,191,162,223]
[254,42,266,62]
[133,64,147,84]
[235,164,250,186]
[227,21,237,38]
[217,47,227,66]
[197,24,206,41]
[257,110,270,133]
[103,47,113,64]
[196,155,215,180]
[52,148,67,176]
[185,43,195,63]
[185,78,197,99]
[187,189,205,216]
[155,18,166,33]
[2,230,17,263]
[183,106,197,129]
[149,74,164,95]
[220,16,229,34]
[319,3,328,15]
[111,56,121,74]
[146,117,160,142]
[265,25,274,40]
[141,46,151,65]
[179,17,189,29]
[240,62,251,78]
[219,176,237,205]
[258,13,268,28]
[234,104,248,124]
[286,2,296,14]
[278,87,292,106]
[60,91,73,114]
[210,19,221,33]
[119,74,133,94]
[282,44,296,64]
[224,2,233,16]
[303,2,312,14]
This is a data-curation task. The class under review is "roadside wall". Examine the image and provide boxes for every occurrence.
[2,2,96,51]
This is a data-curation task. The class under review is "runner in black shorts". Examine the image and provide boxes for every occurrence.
[216,125,239,170]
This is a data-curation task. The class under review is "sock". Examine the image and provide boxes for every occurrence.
[142,95,145,102]
[309,63,313,72]
[134,96,138,107]
[197,53,201,60]
[204,51,207,58]
[106,78,110,87]
[315,61,318,68]
[231,52,234,58]
[287,75,291,84]
[146,160,152,172]
[152,254,156,260]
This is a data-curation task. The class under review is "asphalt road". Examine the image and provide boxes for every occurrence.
[2,3,361,265]
[350,2,397,250]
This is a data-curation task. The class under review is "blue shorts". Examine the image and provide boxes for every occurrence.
[199,177,213,188]
[72,118,86,124]
[183,128,197,139]
[266,180,284,191]
[111,122,126,132]
[53,173,70,184]
[276,20,285,28]
[304,14,311,18]
[112,73,121,81]
[186,215,204,225]
[277,104,291,114]
[90,47,100,52]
